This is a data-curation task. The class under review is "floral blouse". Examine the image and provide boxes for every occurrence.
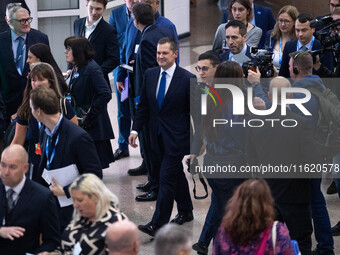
[213,222,293,255]
[60,202,127,255]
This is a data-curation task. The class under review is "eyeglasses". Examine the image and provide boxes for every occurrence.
[13,17,33,25]
[65,47,72,52]
[195,66,209,72]
[277,19,292,24]
[329,2,340,8]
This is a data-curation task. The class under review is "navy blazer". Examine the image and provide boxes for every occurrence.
[0,29,49,119]
[37,117,102,196]
[73,17,119,85]
[69,59,114,141]
[0,179,60,254]
[222,3,275,48]
[279,39,334,78]
[109,4,129,54]
[264,29,276,49]
[133,66,195,157]
[219,46,253,62]
[134,25,174,98]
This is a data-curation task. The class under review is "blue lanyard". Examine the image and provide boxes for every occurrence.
[46,133,60,169]
[279,38,283,65]
[297,37,315,51]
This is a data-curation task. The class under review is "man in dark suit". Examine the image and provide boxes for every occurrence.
[129,37,195,237]
[0,5,49,127]
[0,144,60,254]
[109,2,133,161]
[30,86,103,232]
[219,20,253,64]
[73,0,119,88]
[222,0,275,48]
[246,76,320,255]
[279,13,334,78]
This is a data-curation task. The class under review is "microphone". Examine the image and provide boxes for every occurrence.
[310,15,333,28]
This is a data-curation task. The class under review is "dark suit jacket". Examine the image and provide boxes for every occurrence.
[74,17,119,86]
[132,66,195,157]
[37,117,102,197]
[246,109,321,204]
[69,59,114,141]
[0,29,49,120]
[109,4,129,54]
[134,25,175,98]
[219,45,253,62]
[0,179,60,255]
[222,3,275,48]
[279,39,334,78]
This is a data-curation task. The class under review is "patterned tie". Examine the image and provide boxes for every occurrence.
[157,71,167,109]
[16,36,24,72]
[300,45,308,52]
[7,189,15,213]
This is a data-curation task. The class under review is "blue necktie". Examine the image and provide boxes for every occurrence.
[157,71,167,109]
[16,37,24,72]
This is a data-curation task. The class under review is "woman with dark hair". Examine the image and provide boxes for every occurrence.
[27,43,69,95]
[265,5,299,70]
[64,36,114,169]
[212,0,262,52]
[192,61,250,254]
[12,62,77,180]
[213,179,292,254]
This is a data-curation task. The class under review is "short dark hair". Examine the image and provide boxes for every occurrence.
[289,51,313,72]
[158,37,177,52]
[30,86,60,115]
[86,0,108,7]
[198,51,220,67]
[64,36,95,67]
[132,3,155,26]
[297,13,313,23]
[225,20,247,36]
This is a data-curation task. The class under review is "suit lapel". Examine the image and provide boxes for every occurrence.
[51,118,68,167]
[9,179,32,223]
[151,68,161,110]
[89,18,104,43]
[161,67,181,108]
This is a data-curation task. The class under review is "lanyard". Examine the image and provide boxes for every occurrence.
[46,133,60,169]
[279,38,282,65]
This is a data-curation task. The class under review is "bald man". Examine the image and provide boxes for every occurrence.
[246,76,322,255]
[0,145,60,254]
[106,220,140,255]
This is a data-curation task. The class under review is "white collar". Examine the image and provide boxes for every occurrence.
[6,175,26,195]
[85,16,102,29]
[161,63,176,77]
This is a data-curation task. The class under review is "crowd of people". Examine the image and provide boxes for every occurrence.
[0,0,339,254]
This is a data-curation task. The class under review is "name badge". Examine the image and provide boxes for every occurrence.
[134,44,139,54]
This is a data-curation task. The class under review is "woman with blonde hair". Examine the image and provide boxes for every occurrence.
[265,5,299,70]
[213,179,293,254]
[59,173,127,254]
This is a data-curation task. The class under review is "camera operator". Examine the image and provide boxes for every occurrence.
[313,8,340,81]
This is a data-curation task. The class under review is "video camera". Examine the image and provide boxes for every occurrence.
[242,47,275,78]
[310,16,340,56]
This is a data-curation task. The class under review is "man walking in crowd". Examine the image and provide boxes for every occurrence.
[73,0,119,88]
[129,37,195,236]
[0,5,49,127]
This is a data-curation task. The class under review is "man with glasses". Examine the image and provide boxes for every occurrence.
[0,5,49,128]
[0,1,30,32]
